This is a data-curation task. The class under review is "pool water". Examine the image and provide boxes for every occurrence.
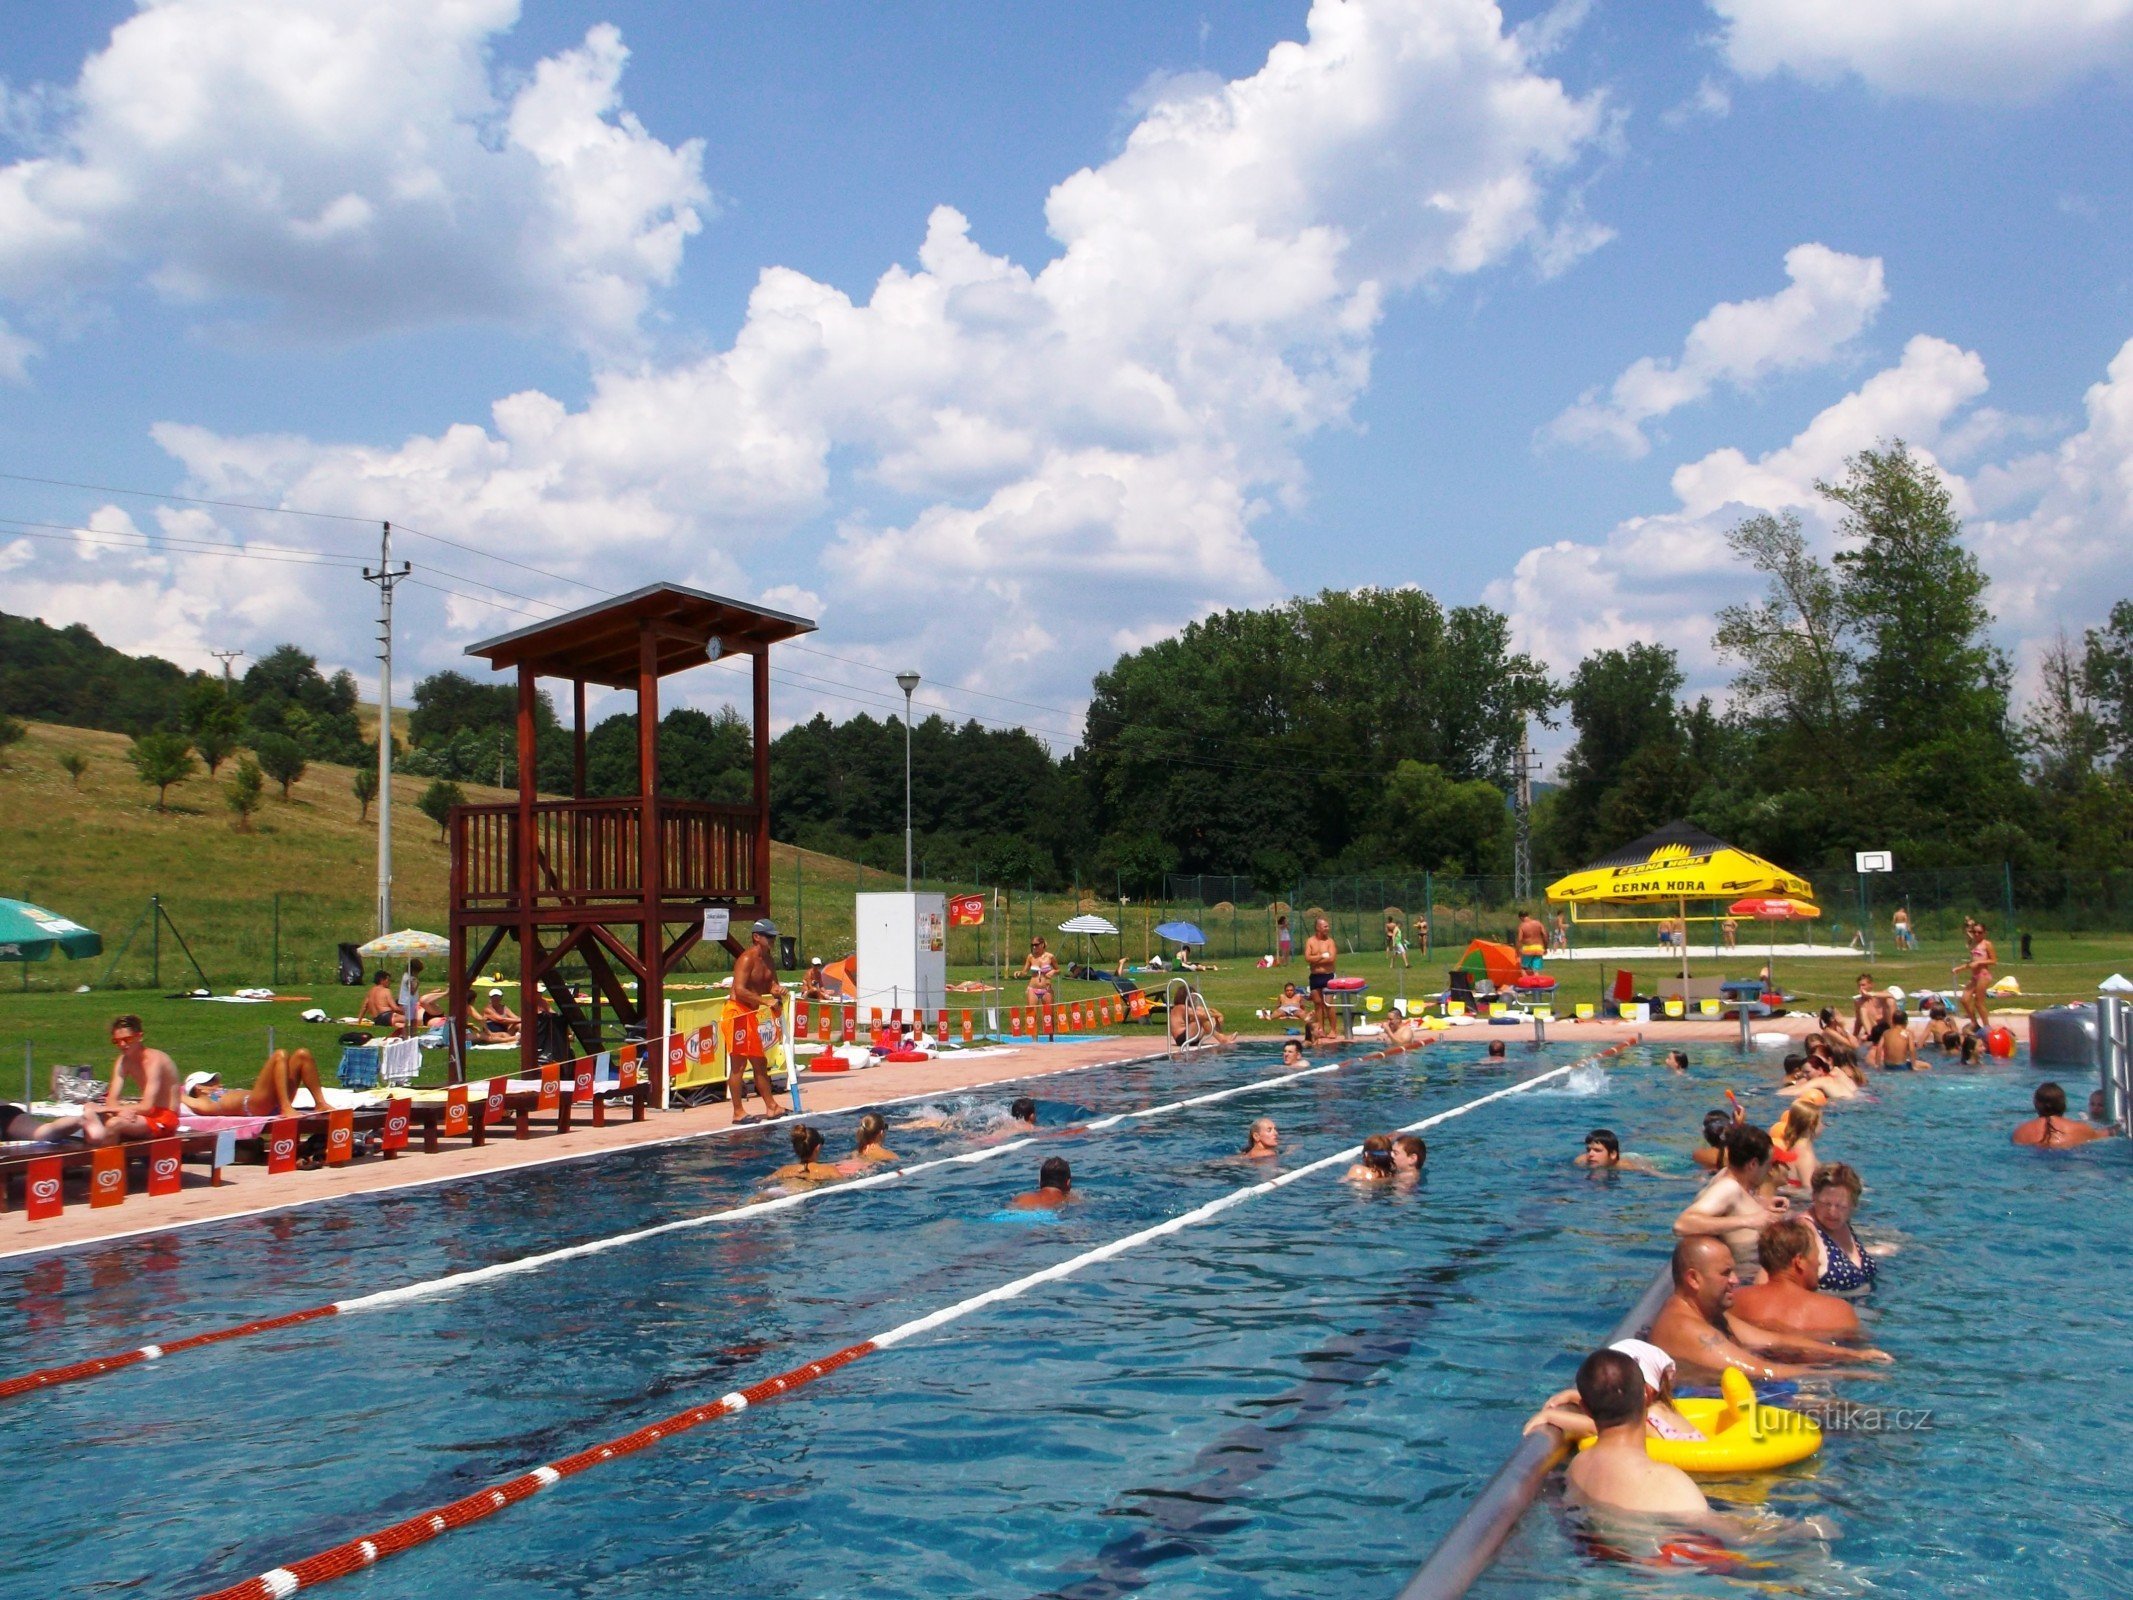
[0,1042,2125,1599]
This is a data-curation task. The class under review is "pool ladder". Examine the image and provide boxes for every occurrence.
[1165,976,1211,1047]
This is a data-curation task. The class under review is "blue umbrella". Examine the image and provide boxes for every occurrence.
[1154,920,1207,946]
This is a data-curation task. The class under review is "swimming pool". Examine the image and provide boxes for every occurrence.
[0,1041,2124,1598]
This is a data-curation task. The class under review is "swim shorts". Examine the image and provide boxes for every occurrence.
[1521,951,1543,972]
[723,1001,765,1060]
[1308,971,1332,993]
[141,1107,181,1137]
[0,1103,25,1130]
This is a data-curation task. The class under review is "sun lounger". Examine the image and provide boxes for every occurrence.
[399,1081,650,1153]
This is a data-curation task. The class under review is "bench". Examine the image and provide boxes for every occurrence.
[0,1132,229,1216]
[401,1082,651,1154]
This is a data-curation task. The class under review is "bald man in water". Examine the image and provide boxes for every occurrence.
[1651,1238,1890,1385]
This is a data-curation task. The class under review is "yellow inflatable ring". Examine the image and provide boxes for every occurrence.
[1577,1366,1821,1475]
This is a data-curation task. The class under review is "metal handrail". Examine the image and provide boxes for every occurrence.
[1392,1263,1675,1600]
[1164,976,1205,1046]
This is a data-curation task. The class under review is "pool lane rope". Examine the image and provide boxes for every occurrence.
[0,1047,1395,1402]
[186,1040,1634,1600]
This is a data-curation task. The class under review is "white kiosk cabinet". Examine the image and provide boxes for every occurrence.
[855,892,946,1018]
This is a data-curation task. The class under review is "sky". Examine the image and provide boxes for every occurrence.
[5,0,2133,769]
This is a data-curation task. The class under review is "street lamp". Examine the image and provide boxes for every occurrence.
[896,669,920,890]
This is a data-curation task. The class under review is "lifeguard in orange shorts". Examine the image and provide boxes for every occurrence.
[726,918,789,1122]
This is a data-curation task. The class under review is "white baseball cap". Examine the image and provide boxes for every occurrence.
[182,1071,220,1091]
[1609,1337,1676,1393]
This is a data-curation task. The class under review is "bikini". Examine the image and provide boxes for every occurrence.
[1813,1217,1876,1294]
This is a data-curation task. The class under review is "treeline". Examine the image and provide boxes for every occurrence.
[12,440,2133,886]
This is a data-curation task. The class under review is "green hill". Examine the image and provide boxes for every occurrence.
[0,719,894,992]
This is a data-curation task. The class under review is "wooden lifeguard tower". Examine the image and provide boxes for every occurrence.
[449,583,815,1080]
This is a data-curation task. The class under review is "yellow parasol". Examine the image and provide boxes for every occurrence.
[1546,822,1815,1002]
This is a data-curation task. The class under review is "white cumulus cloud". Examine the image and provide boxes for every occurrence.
[73,0,1609,721]
[1546,243,1886,457]
[1712,0,2133,100]
[0,1,705,351]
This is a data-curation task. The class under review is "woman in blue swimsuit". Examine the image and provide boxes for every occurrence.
[1808,1162,1877,1294]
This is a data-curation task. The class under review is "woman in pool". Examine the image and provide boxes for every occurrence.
[2011,1081,2114,1147]
[1343,1133,1396,1184]
[1767,1100,1822,1191]
[845,1112,897,1168]
[1691,1108,1737,1170]
[768,1123,838,1190]
[1240,1117,1280,1160]
[1806,1162,1877,1296]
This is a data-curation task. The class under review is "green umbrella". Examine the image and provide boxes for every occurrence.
[0,899,103,963]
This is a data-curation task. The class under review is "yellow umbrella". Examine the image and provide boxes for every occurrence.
[1545,822,1815,1003]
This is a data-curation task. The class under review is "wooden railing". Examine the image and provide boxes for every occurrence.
[452,799,758,909]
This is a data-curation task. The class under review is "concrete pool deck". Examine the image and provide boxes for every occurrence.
[0,1034,1178,1259]
[0,1013,1878,1259]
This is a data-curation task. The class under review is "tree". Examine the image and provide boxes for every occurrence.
[419,778,465,838]
[1713,511,1856,754]
[128,732,197,810]
[225,757,265,832]
[2025,629,2104,794]
[0,611,195,734]
[353,762,379,821]
[1376,761,1508,874]
[2085,599,2133,780]
[59,751,87,788]
[254,732,308,799]
[0,713,23,764]
[237,645,364,762]
[182,680,245,774]
[1549,644,1684,862]
[1823,441,2007,755]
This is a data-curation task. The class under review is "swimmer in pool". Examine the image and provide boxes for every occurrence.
[1010,1096,1038,1131]
[1575,1128,1670,1176]
[1673,1126,1790,1276]
[1691,1108,1738,1171]
[1650,1238,1890,1385]
[1560,1347,1710,1519]
[1240,1117,1280,1160]
[1008,1155,1075,1210]
[2011,1081,2114,1148]
[1664,1050,1689,1073]
[1389,1133,1426,1185]
[1727,1219,1864,1340]
[1486,1040,1507,1060]
[1278,1040,1307,1070]
[1525,1338,1703,1445]
[842,1112,897,1170]
[767,1123,838,1190]
[1343,1132,1396,1185]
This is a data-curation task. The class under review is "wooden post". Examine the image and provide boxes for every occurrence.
[517,664,540,1081]
[752,644,771,915]
[638,626,663,1042]
[572,678,587,799]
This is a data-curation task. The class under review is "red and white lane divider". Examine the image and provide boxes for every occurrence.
[1,1051,1373,1403]
[186,1041,1632,1600]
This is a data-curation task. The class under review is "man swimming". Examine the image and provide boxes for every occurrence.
[1389,1133,1426,1184]
[1010,1096,1039,1131]
[1486,1040,1507,1060]
[1727,1219,1865,1339]
[1525,1339,1704,1448]
[1560,1347,1710,1518]
[1575,1128,1670,1176]
[1008,1155,1075,1210]
[1650,1238,1891,1384]
[1672,1125,1789,1273]
[1664,1049,1689,1073]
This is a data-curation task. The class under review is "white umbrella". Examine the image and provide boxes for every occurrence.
[357,929,451,961]
[1057,912,1119,968]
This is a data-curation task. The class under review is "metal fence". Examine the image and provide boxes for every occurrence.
[18,862,2133,994]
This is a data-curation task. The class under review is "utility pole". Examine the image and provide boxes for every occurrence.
[363,522,412,936]
[1512,725,1540,905]
[210,649,244,684]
